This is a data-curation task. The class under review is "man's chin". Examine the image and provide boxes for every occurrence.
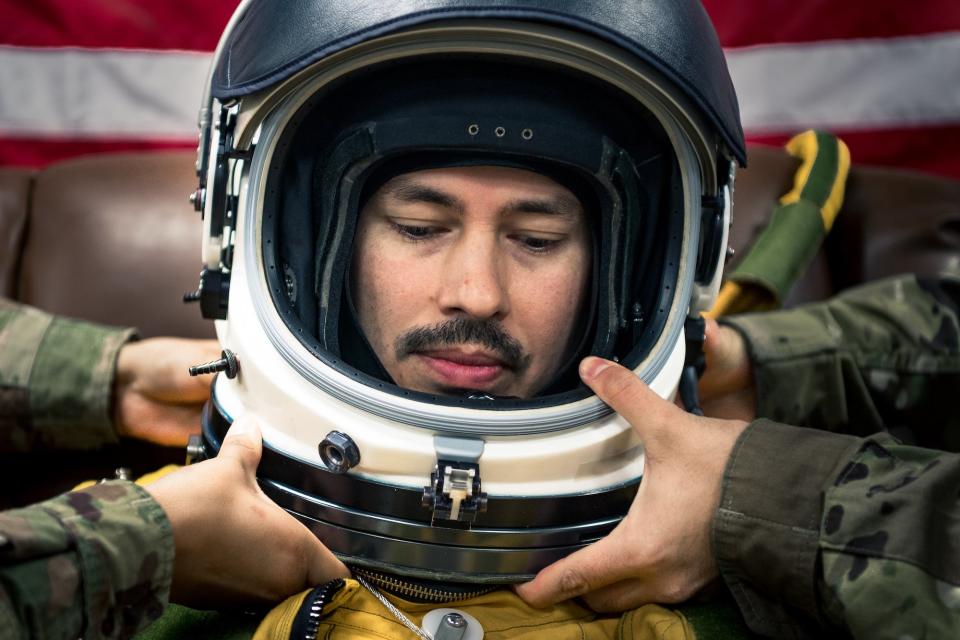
[439,385,524,400]
[409,379,518,399]
[398,372,524,399]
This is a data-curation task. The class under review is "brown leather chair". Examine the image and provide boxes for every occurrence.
[0,168,33,297]
[11,151,214,339]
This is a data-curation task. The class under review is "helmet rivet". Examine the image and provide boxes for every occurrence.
[467,124,480,136]
[495,126,506,137]
[521,128,533,140]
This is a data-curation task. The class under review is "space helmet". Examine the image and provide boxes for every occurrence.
[186,0,745,596]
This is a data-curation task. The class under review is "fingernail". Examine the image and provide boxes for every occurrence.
[579,356,613,381]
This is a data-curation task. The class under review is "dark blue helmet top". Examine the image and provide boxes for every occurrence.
[211,0,745,165]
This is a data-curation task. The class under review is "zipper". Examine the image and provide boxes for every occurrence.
[352,567,496,603]
[289,578,345,640]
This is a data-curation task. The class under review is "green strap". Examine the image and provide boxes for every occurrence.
[727,131,847,306]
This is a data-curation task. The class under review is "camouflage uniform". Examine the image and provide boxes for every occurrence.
[717,271,960,638]
[0,299,171,640]
[0,298,136,453]
[0,481,173,640]
[1,272,958,639]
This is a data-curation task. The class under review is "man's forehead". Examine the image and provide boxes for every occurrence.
[378,166,585,219]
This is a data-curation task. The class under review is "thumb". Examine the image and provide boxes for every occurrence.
[579,356,677,443]
[217,417,263,475]
[303,534,352,585]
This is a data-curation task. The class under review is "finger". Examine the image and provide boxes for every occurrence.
[115,394,201,445]
[700,388,757,422]
[121,339,220,403]
[579,357,677,442]
[255,484,351,591]
[302,533,351,584]
[581,576,692,612]
[174,372,217,403]
[514,530,635,608]
[217,417,263,474]
[699,320,750,398]
[249,504,351,600]
[702,317,722,348]
[131,408,201,446]
[581,577,651,612]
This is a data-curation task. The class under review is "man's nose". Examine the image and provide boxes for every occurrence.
[438,236,510,320]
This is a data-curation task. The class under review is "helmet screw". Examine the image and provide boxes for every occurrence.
[188,187,205,212]
[319,431,361,474]
[185,434,207,465]
[725,246,736,262]
[444,613,466,627]
[188,349,238,379]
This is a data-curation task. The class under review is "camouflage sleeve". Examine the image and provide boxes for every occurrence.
[721,272,960,444]
[714,420,960,638]
[0,298,137,452]
[0,480,174,640]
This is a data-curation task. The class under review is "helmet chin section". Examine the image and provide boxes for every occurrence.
[201,394,640,583]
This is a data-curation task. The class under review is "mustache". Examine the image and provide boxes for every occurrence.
[395,317,531,371]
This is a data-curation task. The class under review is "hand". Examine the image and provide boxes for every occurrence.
[698,319,756,421]
[113,338,221,446]
[145,417,350,606]
[515,357,748,612]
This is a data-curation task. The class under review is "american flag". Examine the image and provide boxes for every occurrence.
[1,0,958,179]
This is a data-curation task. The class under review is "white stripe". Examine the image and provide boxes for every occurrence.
[0,47,210,139]
[1,33,959,140]
[728,32,960,133]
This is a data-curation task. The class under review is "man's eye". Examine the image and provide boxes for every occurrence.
[517,236,561,252]
[391,222,439,240]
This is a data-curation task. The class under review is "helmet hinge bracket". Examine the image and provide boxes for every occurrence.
[422,437,488,528]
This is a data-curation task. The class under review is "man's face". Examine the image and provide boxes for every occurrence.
[351,165,591,398]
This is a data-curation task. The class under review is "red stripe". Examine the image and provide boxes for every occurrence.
[0,0,237,51]
[746,125,960,181]
[6,1,958,51]
[0,137,195,169]
[703,0,960,48]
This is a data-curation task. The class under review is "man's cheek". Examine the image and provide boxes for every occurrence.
[522,273,581,320]
[521,276,584,364]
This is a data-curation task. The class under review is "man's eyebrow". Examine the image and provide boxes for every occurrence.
[382,178,582,219]
[385,180,465,215]
[500,194,583,220]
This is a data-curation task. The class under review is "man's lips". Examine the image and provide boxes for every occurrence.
[416,349,507,387]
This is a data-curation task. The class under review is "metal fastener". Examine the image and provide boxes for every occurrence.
[434,612,467,640]
[188,349,238,379]
[319,431,361,474]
